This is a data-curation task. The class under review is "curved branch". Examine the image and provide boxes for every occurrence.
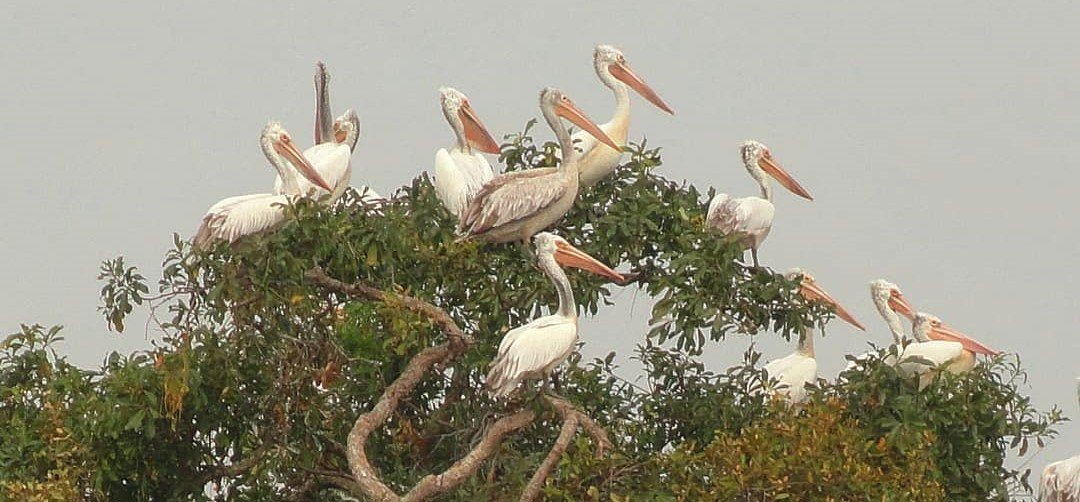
[307,268,612,502]
[520,396,614,502]
[403,409,536,502]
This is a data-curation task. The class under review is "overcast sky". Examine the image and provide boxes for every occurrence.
[3,0,1077,479]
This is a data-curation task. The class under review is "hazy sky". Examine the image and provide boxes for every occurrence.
[3,0,1077,479]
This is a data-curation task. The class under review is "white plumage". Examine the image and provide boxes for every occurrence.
[272,63,360,203]
[486,232,623,398]
[896,312,998,389]
[274,141,352,199]
[458,88,618,243]
[194,122,332,249]
[763,269,864,404]
[573,44,674,187]
[705,140,812,267]
[1040,378,1080,501]
[763,350,818,405]
[432,87,500,218]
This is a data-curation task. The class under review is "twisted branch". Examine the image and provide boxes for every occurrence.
[306,267,612,502]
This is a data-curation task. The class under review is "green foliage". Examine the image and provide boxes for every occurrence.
[0,125,1064,500]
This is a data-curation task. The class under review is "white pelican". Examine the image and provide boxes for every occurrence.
[896,312,1002,389]
[486,232,624,398]
[458,88,619,243]
[841,279,918,374]
[706,140,813,267]
[433,87,501,217]
[194,122,332,248]
[573,44,674,187]
[1040,378,1080,501]
[763,268,865,404]
[272,62,361,202]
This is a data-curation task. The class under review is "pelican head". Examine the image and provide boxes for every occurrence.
[870,279,916,320]
[912,311,1001,355]
[592,44,674,115]
[439,87,500,154]
[739,140,813,201]
[539,87,620,152]
[786,267,865,330]
[333,109,361,149]
[260,122,332,192]
[533,232,624,282]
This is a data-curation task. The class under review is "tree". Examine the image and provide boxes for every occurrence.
[0,124,1065,500]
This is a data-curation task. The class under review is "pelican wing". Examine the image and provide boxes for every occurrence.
[486,315,577,397]
[1041,455,1080,502]
[434,148,471,217]
[194,194,289,248]
[458,168,565,236]
[706,194,773,236]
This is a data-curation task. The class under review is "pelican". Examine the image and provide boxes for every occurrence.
[194,122,332,248]
[1040,378,1080,501]
[706,141,813,267]
[896,312,1002,389]
[272,62,362,202]
[458,88,619,243]
[762,268,865,404]
[486,232,624,398]
[841,279,918,374]
[433,87,501,217]
[573,44,674,187]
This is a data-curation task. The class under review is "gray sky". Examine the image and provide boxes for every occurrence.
[3,0,1077,479]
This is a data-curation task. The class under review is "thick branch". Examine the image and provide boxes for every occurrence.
[519,396,614,502]
[403,409,536,502]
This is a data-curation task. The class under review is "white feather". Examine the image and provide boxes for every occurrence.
[273,142,352,200]
[194,194,292,247]
[486,315,577,398]
[433,147,492,217]
[1041,455,1080,501]
[705,194,775,249]
[763,352,818,404]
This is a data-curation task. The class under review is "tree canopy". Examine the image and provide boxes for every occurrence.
[0,125,1065,501]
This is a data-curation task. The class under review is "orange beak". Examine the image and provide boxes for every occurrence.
[929,323,1002,356]
[555,97,621,152]
[888,291,916,321]
[274,136,333,192]
[553,240,624,283]
[759,152,813,201]
[609,61,675,115]
[459,101,502,154]
[798,277,865,331]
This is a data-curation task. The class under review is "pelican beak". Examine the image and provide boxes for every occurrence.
[274,136,333,192]
[553,240,624,283]
[314,61,334,145]
[459,101,502,154]
[555,97,621,152]
[609,60,675,115]
[799,278,866,330]
[888,291,916,321]
[759,153,813,200]
[930,323,1002,356]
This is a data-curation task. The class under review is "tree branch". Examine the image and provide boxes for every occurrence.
[519,396,614,502]
[306,268,611,502]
